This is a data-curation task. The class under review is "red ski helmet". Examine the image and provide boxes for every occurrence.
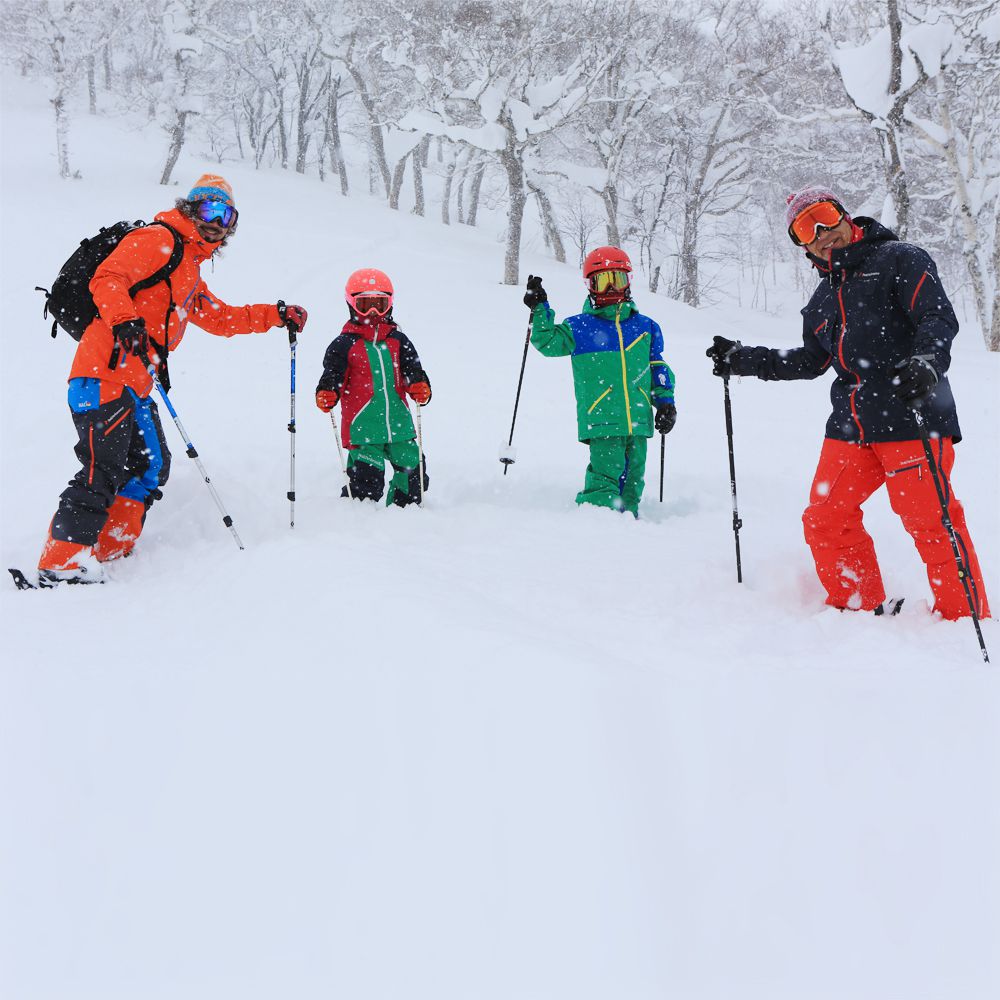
[583,246,632,306]
[345,267,394,317]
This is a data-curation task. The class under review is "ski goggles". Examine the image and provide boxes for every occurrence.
[788,200,844,246]
[194,199,238,228]
[352,292,392,316]
[589,269,630,293]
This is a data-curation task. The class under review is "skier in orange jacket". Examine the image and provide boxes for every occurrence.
[38,174,308,584]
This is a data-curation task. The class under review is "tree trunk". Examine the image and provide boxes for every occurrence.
[499,129,526,285]
[529,180,566,263]
[52,90,72,179]
[601,184,620,246]
[456,152,467,225]
[910,73,991,346]
[412,136,429,216]
[466,158,486,227]
[102,42,112,89]
[276,91,288,170]
[442,149,456,225]
[990,204,1000,352]
[348,65,391,197]
[679,194,700,307]
[325,78,349,195]
[389,153,407,210]
[86,54,97,114]
[295,55,312,174]
[160,109,189,185]
[48,28,73,179]
[877,126,909,237]
[233,108,245,160]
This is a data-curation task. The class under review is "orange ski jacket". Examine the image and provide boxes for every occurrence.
[70,208,282,398]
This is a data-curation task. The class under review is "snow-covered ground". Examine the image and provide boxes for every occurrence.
[1,75,998,1000]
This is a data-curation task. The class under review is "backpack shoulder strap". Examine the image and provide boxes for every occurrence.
[127,222,184,298]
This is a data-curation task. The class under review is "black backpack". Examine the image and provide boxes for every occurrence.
[38,220,184,341]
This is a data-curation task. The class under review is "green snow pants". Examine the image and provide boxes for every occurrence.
[576,436,648,515]
[345,439,426,506]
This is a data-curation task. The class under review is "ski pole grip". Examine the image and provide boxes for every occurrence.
[278,299,297,345]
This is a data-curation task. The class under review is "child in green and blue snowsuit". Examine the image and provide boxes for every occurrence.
[523,248,676,515]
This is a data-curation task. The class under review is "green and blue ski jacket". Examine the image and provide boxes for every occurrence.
[530,298,675,441]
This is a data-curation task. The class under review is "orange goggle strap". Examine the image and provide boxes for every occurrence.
[788,200,846,246]
[590,269,630,292]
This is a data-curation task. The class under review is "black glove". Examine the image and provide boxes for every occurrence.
[112,319,148,358]
[523,274,548,310]
[706,335,741,378]
[277,301,308,333]
[654,402,677,434]
[892,356,938,406]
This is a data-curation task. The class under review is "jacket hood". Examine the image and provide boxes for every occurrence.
[583,297,637,321]
[154,207,225,260]
[342,316,397,343]
[807,217,897,274]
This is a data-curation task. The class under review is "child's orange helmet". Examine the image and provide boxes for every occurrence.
[583,246,632,306]
[345,268,394,317]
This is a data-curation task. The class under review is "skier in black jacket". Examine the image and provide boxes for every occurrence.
[707,186,990,620]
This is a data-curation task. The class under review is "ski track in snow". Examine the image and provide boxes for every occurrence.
[1,74,999,1000]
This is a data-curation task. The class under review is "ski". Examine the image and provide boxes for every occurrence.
[874,597,905,617]
[8,568,103,590]
[8,568,54,591]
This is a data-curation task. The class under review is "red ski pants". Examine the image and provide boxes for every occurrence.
[801,438,990,619]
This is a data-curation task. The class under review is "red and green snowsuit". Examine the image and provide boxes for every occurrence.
[317,316,430,505]
[530,298,675,514]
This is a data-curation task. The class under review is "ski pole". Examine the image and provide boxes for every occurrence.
[912,407,989,663]
[144,360,244,550]
[659,432,665,503]
[329,410,353,499]
[723,373,743,583]
[286,320,297,529]
[414,401,425,505]
[500,319,532,474]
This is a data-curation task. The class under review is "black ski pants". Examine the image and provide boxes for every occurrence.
[51,382,171,545]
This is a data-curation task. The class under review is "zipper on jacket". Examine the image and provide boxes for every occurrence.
[614,307,633,433]
[373,342,393,441]
[836,285,865,442]
[588,387,612,414]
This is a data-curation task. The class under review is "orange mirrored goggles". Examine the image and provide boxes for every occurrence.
[589,269,630,293]
[788,200,845,246]
[352,293,392,316]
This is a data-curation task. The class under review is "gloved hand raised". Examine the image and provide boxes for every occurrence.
[112,318,148,358]
[407,381,432,405]
[654,402,677,434]
[523,275,548,310]
[891,357,938,407]
[706,335,741,378]
[277,301,308,333]
[315,390,339,412]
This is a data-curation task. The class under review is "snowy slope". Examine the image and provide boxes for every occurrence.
[1,74,999,1000]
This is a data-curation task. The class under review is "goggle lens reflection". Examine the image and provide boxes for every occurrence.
[195,199,237,228]
[590,269,630,293]
[789,201,844,246]
[353,293,391,315]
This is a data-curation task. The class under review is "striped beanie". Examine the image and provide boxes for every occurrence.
[188,174,234,206]
[785,186,845,229]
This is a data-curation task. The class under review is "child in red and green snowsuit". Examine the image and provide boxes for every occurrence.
[315,268,430,506]
[524,247,676,515]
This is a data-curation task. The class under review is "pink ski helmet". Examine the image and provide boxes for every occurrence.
[345,268,394,317]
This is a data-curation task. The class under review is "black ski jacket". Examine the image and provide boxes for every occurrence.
[731,218,961,443]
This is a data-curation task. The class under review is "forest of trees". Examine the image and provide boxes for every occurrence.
[3,0,999,349]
